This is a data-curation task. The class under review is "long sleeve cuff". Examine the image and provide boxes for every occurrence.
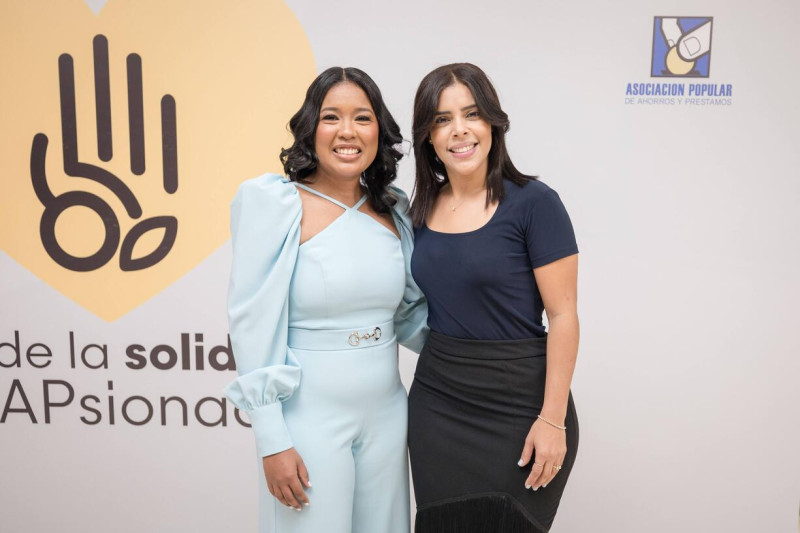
[248,402,293,457]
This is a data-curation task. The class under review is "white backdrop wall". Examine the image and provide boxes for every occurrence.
[1,1,798,532]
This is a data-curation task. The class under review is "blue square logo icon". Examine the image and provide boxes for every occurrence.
[651,17,713,78]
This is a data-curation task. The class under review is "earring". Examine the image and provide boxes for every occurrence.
[428,138,433,144]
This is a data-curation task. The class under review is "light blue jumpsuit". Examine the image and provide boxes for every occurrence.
[225,174,428,533]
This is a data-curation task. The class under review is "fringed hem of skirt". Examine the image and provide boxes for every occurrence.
[415,492,548,533]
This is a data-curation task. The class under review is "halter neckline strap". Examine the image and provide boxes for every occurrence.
[294,182,368,210]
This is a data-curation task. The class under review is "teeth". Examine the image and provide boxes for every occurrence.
[335,148,360,155]
[451,144,475,153]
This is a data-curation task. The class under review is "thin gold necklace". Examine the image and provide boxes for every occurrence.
[448,186,485,212]
[450,197,467,212]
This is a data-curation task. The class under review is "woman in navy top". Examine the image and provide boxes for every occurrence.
[408,63,580,533]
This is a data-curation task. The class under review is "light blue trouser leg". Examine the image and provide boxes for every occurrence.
[256,443,356,533]
[257,340,408,533]
[275,425,356,533]
[351,385,410,533]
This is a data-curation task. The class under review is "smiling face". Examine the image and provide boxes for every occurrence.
[429,82,492,183]
[314,81,379,182]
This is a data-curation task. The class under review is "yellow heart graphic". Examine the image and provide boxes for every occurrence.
[0,0,316,320]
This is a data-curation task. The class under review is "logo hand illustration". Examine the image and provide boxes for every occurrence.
[31,34,178,272]
[660,18,712,76]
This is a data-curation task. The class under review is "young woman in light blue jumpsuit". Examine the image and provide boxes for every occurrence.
[224,67,427,533]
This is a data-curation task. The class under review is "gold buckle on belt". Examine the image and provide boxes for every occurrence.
[347,327,382,346]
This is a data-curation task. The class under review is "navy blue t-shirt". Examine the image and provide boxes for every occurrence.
[411,179,578,340]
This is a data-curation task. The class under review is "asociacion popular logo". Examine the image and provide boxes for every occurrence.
[651,17,712,78]
[624,16,732,106]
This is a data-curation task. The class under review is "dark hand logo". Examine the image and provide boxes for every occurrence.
[31,34,178,272]
[3,0,315,320]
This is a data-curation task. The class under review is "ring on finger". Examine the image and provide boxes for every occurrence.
[552,464,562,470]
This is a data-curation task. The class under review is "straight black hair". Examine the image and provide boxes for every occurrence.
[280,67,403,213]
[409,63,535,226]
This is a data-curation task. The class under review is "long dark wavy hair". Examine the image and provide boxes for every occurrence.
[409,63,535,226]
[280,67,403,213]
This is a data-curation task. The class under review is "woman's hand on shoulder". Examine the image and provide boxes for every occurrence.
[262,447,311,510]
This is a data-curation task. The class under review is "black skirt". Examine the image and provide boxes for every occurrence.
[408,331,579,533]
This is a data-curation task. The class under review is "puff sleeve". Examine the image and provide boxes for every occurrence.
[390,186,429,353]
[224,174,302,457]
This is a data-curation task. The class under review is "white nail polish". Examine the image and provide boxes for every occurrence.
[533,487,539,491]
[525,484,531,489]
[517,459,524,466]
[307,481,313,488]
[543,484,548,488]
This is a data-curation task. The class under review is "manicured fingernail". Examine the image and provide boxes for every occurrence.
[533,487,539,491]
[517,459,524,466]
[304,502,310,507]
[525,484,531,489]
[543,484,548,488]
[295,507,302,512]
[307,481,313,488]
